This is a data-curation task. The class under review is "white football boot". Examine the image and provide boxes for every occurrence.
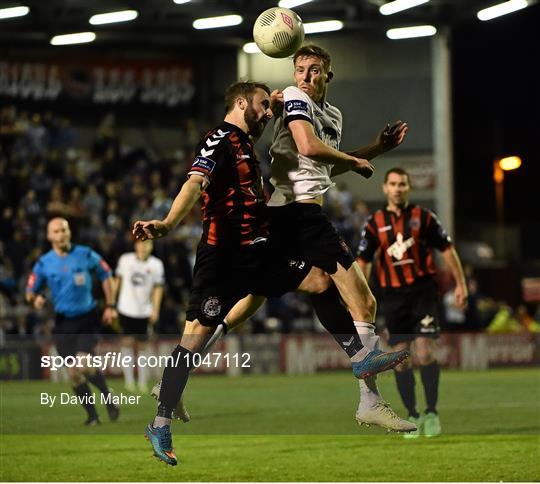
[356,401,418,433]
[150,381,190,423]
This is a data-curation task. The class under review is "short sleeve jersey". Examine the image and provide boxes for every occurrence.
[26,244,112,317]
[357,205,452,288]
[116,252,165,318]
[268,86,343,206]
[187,121,269,247]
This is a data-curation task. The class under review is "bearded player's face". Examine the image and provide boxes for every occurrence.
[244,88,272,138]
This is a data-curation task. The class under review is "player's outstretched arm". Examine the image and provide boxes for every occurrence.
[332,121,408,177]
[133,175,205,241]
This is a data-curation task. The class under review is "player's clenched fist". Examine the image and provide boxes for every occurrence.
[132,220,171,240]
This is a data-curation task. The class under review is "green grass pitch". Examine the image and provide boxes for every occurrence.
[1,368,539,481]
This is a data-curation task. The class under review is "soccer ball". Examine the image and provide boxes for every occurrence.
[253,7,305,58]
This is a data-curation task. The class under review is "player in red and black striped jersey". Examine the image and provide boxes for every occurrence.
[357,167,468,437]
[133,81,319,465]
[188,121,268,247]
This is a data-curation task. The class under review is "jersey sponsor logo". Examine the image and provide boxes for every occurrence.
[201,296,221,318]
[192,156,216,173]
[237,154,250,159]
[318,127,339,149]
[322,126,338,140]
[281,12,293,30]
[378,225,392,232]
[285,100,309,114]
[131,272,147,286]
[419,314,437,333]
[386,232,415,261]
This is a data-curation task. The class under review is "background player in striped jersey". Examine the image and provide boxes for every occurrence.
[25,217,119,425]
[114,239,165,393]
[357,167,468,437]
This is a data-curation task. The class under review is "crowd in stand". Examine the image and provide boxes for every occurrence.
[1,105,539,342]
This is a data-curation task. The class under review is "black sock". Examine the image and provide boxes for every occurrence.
[157,345,193,418]
[73,382,98,418]
[87,370,110,398]
[310,285,364,358]
[394,369,419,418]
[420,361,440,414]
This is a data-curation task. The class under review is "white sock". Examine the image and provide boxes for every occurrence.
[153,416,171,428]
[353,321,382,410]
[353,321,380,351]
[121,347,135,387]
[137,348,150,389]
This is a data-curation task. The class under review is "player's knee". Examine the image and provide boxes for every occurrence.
[299,270,332,294]
[416,349,436,366]
[68,368,86,386]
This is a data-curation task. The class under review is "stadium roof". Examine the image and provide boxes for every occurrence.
[1,0,534,50]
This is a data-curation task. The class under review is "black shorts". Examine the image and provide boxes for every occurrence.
[119,314,150,341]
[382,278,440,346]
[186,240,311,326]
[54,308,101,358]
[267,203,355,274]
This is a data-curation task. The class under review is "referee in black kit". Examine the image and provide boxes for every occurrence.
[356,167,468,437]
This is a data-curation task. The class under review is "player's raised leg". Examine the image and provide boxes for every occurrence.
[298,268,415,432]
[145,319,213,465]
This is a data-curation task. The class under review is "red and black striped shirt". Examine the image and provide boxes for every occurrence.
[187,121,268,247]
[357,204,452,289]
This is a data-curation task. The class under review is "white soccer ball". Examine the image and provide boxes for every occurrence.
[253,7,305,59]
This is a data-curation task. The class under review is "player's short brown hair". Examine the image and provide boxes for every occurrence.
[384,167,411,184]
[224,81,271,114]
[293,44,332,73]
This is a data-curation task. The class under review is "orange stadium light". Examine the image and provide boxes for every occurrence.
[493,155,523,257]
[498,155,522,171]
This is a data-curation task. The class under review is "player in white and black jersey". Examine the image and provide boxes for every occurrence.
[114,239,164,393]
[266,44,411,430]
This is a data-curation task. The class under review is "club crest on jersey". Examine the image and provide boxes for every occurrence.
[192,156,216,173]
[285,100,308,114]
[409,218,421,230]
[201,296,221,318]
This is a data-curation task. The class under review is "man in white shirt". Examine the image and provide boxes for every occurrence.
[114,239,165,392]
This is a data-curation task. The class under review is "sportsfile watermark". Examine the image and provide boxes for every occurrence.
[40,351,251,372]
